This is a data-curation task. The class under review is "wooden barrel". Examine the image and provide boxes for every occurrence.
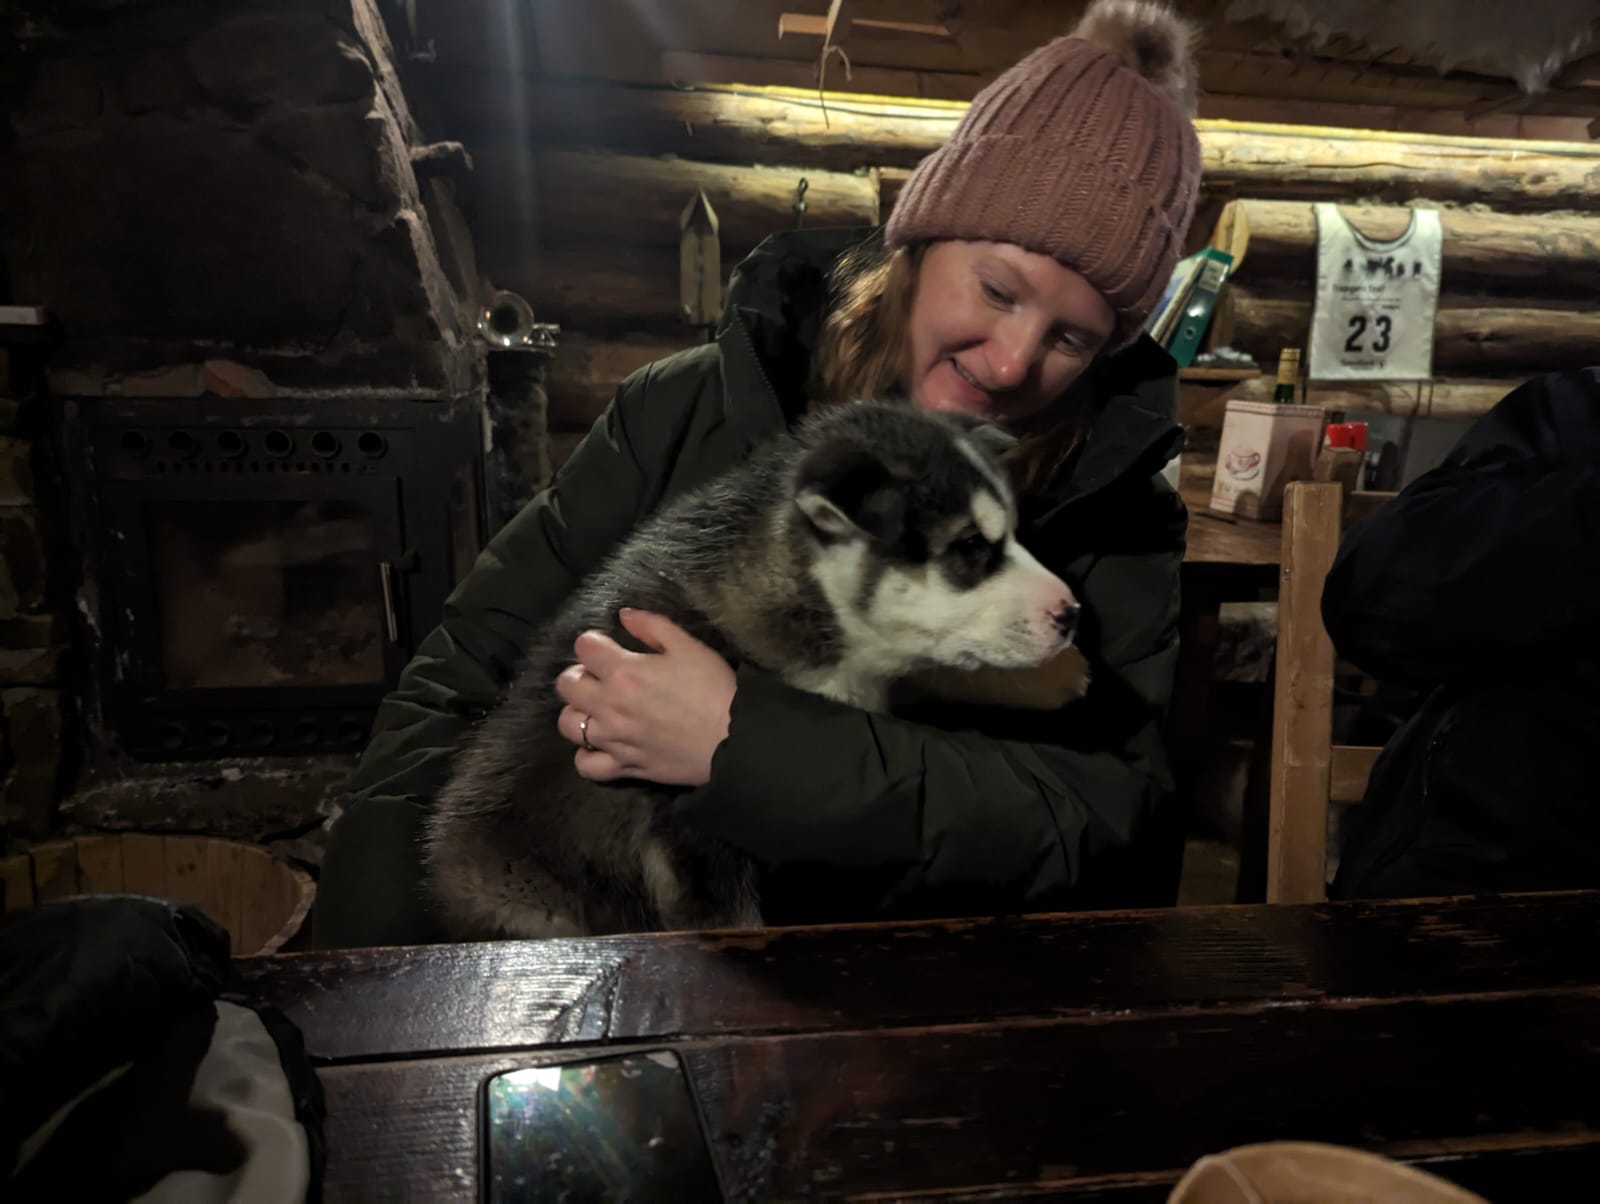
[0,833,314,956]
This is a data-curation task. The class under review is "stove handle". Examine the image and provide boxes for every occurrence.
[378,550,419,644]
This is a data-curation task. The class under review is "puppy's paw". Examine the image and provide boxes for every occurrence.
[900,646,1091,711]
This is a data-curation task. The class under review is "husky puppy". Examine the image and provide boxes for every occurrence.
[424,402,1082,940]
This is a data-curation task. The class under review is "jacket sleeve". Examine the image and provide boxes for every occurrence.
[674,479,1186,913]
[313,370,672,947]
[1321,371,1600,690]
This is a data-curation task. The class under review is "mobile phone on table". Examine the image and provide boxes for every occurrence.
[479,1048,727,1203]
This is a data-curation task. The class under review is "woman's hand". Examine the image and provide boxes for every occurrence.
[555,608,735,787]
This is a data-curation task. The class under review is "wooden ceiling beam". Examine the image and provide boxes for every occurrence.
[1554,46,1600,87]
[821,0,852,42]
[778,0,852,42]
[778,2,952,42]
[779,12,952,40]
[651,42,1600,118]
[1464,92,1533,121]
[421,1,1600,127]
[659,49,986,100]
[413,68,1593,152]
[1204,49,1600,118]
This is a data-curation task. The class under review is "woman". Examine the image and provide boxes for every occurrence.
[313,0,1203,947]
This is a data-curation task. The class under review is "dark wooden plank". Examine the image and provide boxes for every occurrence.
[1416,1141,1600,1203]
[309,988,1600,1200]
[1330,744,1383,803]
[235,893,1600,1061]
[858,1144,1600,1201]
[1267,480,1343,904]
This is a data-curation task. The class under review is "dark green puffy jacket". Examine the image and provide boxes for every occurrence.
[313,226,1189,948]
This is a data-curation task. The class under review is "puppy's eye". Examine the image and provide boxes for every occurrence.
[948,532,990,557]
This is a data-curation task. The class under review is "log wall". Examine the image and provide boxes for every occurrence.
[1205,192,1600,424]
[424,78,1600,473]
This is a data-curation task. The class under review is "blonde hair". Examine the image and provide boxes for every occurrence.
[811,240,1095,497]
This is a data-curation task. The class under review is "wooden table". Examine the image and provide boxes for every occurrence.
[1170,449,1283,899]
[234,893,1600,1201]
[1179,445,1282,569]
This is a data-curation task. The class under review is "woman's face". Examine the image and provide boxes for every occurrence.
[903,240,1116,425]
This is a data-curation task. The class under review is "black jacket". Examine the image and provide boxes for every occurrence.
[1324,367,1600,898]
[314,227,1190,947]
[1,896,325,1200]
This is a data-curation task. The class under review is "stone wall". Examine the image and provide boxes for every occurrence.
[0,337,74,851]
[0,0,480,398]
[0,0,500,850]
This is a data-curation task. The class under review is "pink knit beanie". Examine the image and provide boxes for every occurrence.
[885,0,1204,348]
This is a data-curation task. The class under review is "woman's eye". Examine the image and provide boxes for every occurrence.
[981,282,1012,305]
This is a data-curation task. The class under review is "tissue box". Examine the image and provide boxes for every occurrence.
[1209,400,1325,520]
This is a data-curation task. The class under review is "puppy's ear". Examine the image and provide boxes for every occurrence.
[795,443,905,544]
[935,412,1017,460]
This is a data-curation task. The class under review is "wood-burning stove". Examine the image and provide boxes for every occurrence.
[65,395,487,761]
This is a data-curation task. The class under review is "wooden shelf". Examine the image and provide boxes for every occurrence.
[1179,366,1261,383]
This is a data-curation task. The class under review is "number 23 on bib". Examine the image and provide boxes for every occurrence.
[1308,204,1442,382]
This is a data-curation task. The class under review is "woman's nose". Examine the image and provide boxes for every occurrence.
[983,322,1043,388]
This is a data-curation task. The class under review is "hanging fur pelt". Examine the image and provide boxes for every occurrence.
[1224,0,1598,93]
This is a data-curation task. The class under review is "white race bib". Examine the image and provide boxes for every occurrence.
[1309,204,1442,382]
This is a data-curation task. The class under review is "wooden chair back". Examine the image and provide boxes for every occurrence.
[1265,481,1394,904]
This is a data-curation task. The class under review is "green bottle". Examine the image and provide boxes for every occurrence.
[1273,347,1302,404]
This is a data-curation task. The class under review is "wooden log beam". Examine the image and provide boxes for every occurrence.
[1224,288,1600,375]
[536,149,877,255]
[523,243,691,334]
[1215,199,1600,294]
[559,349,1524,456]
[656,50,983,102]
[1198,95,1593,144]
[428,77,968,172]
[1205,49,1600,120]
[1554,49,1600,88]
[1182,374,1527,429]
[431,79,1600,208]
[1199,122,1600,211]
[532,292,1543,417]
[546,331,699,430]
[779,0,951,41]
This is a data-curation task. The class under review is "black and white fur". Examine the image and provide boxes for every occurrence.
[424,402,1081,940]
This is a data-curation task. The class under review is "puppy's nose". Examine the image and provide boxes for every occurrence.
[1052,600,1080,638]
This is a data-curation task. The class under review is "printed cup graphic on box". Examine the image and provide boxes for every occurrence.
[1209,401,1325,520]
[1223,446,1262,482]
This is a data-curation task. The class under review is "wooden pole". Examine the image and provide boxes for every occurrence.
[1267,480,1342,905]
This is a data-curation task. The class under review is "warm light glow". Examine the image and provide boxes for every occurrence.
[525,1065,564,1093]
